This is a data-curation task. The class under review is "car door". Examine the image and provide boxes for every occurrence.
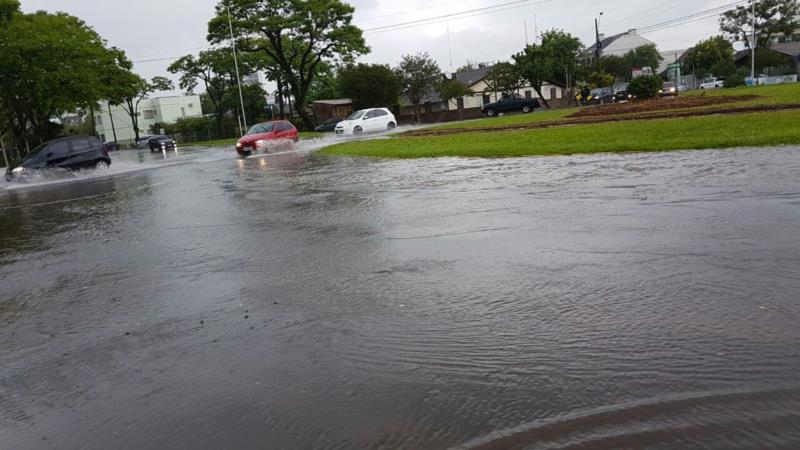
[361,110,379,132]
[68,137,99,168]
[373,110,389,130]
[45,141,71,168]
[274,121,291,139]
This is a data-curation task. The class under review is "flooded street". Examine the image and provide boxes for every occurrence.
[2,145,800,449]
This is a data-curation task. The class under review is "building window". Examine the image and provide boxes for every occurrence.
[187,103,194,108]
[95,115,103,126]
[143,110,155,120]
[181,107,186,117]
[482,94,491,105]
[525,91,532,98]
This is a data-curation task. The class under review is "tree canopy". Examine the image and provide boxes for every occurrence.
[397,53,442,123]
[339,63,401,110]
[484,62,524,96]
[208,0,369,129]
[684,36,736,78]
[514,29,583,107]
[720,0,800,49]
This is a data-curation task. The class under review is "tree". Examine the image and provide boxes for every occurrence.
[208,0,369,129]
[456,60,479,72]
[306,63,341,103]
[720,0,800,49]
[168,48,254,136]
[587,72,614,89]
[438,78,473,119]
[116,70,174,143]
[0,8,122,150]
[514,29,583,108]
[222,82,268,125]
[628,75,663,99]
[623,44,663,72]
[484,62,524,96]
[600,54,631,81]
[339,63,401,110]
[397,53,442,123]
[684,36,736,78]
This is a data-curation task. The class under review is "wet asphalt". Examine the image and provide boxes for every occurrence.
[2,142,800,449]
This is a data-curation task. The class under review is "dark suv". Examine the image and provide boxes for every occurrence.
[147,135,176,153]
[481,94,540,117]
[5,136,111,182]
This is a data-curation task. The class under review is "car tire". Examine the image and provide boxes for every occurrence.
[353,126,363,135]
[486,109,496,117]
[93,160,109,171]
[522,105,532,113]
[387,122,396,130]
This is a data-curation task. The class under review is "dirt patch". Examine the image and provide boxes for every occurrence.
[403,103,800,138]
[568,95,762,118]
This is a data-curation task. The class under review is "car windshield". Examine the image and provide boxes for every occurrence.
[347,110,366,120]
[704,78,715,83]
[247,123,274,135]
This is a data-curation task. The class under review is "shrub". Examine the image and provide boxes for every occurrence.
[628,75,663,99]
[587,72,615,89]
[723,67,749,88]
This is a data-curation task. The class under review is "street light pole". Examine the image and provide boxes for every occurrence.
[595,12,604,70]
[227,1,248,135]
[751,0,756,84]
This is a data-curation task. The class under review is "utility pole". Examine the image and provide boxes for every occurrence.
[108,103,118,144]
[445,0,454,74]
[595,12,604,70]
[524,18,529,46]
[227,0,248,135]
[751,0,756,84]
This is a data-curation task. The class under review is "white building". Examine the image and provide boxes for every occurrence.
[583,30,656,63]
[447,64,565,110]
[95,95,202,145]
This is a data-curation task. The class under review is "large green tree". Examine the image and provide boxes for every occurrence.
[684,36,736,78]
[623,44,664,72]
[720,0,800,49]
[0,7,121,150]
[484,62,524,97]
[397,53,442,123]
[169,48,257,136]
[207,0,369,129]
[513,29,583,108]
[339,63,401,110]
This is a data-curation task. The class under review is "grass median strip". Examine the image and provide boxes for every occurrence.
[321,109,800,159]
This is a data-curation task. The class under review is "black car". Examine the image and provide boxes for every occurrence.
[613,83,631,102]
[482,94,540,117]
[5,135,111,182]
[148,135,176,153]
[314,118,343,132]
[659,82,679,97]
[590,87,615,104]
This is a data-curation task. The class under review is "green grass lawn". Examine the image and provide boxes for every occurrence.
[427,108,575,130]
[321,109,800,159]
[186,131,323,148]
[685,82,800,104]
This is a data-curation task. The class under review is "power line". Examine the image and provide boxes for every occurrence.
[635,1,747,34]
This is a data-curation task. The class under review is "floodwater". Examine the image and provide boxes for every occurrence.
[2,143,800,449]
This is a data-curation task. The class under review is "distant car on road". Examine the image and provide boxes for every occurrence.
[659,82,679,97]
[314,118,343,132]
[590,87,615,104]
[700,77,725,89]
[136,135,153,149]
[5,135,111,182]
[148,135,177,153]
[481,94,540,117]
[335,108,397,136]
[236,120,299,156]
[613,83,631,102]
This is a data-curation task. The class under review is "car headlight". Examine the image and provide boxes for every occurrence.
[236,142,243,148]
[12,167,23,173]
[669,88,676,92]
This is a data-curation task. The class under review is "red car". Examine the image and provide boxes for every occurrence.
[235,120,299,156]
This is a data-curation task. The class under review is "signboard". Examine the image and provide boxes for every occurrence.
[265,95,276,106]
[632,66,654,78]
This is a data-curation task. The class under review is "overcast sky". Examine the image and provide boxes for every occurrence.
[23,0,733,93]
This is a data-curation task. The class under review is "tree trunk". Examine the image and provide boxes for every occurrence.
[534,86,551,108]
[276,75,286,120]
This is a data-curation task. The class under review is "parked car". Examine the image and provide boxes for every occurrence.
[148,135,176,153]
[5,135,111,182]
[481,94,540,117]
[335,108,397,136]
[104,141,119,151]
[314,118,343,132]
[613,83,631,102]
[590,87,615,104]
[236,120,299,156]
[677,83,689,92]
[136,135,153,149]
[699,77,725,89]
[659,82,679,97]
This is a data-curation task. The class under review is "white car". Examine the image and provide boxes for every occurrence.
[699,77,725,89]
[335,108,396,136]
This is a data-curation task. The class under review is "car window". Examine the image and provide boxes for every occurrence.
[275,122,289,131]
[71,138,92,151]
[374,110,388,117]
[247,123,274,135]
[364,110,378,119]
[88,136,102,147]
[49,141,70,157]
[348,110,365,120]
